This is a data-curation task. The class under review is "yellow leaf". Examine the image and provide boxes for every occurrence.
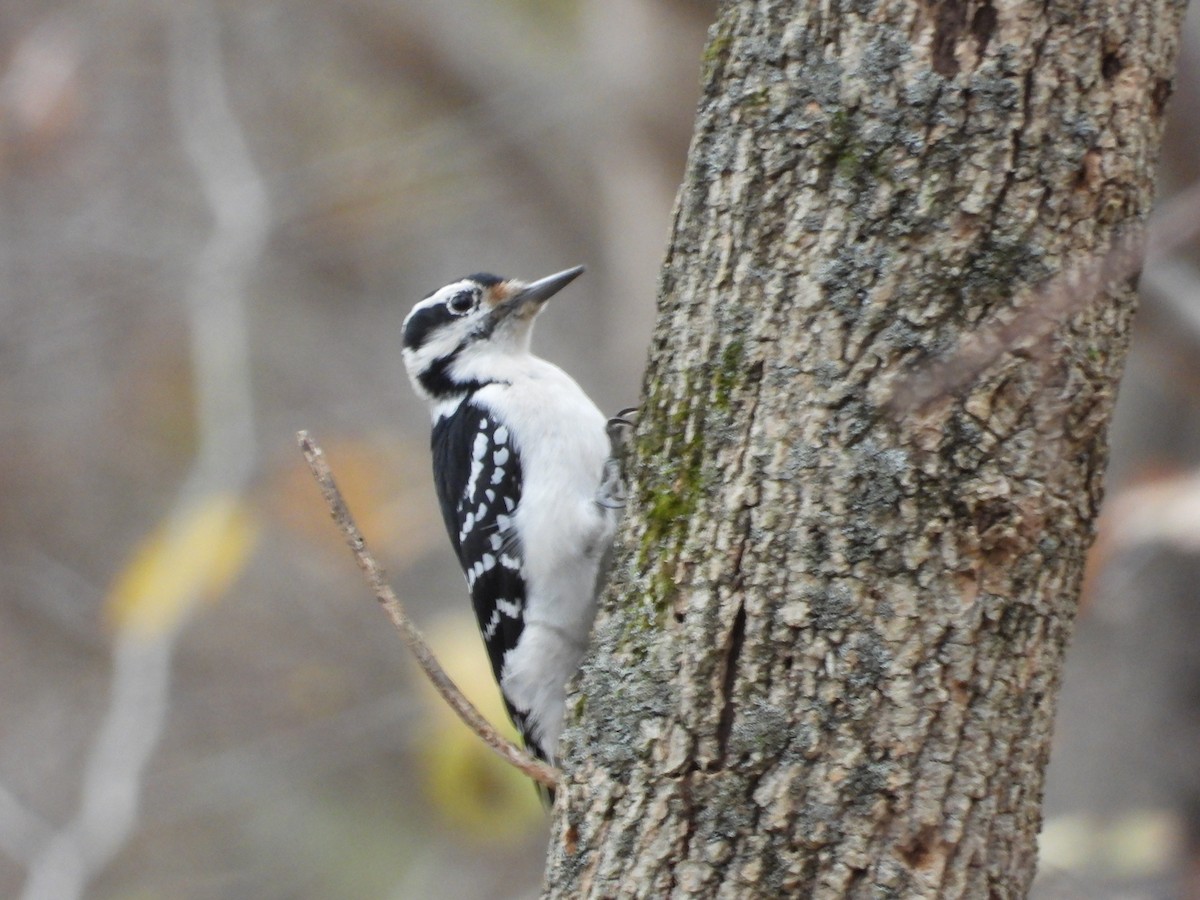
[106,492,258,637]
[414,615,543,837]
[420,615,517,730]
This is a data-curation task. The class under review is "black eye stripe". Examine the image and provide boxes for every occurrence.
[403,303,456,350]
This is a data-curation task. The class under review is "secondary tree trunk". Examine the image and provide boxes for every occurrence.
[545,0,1188,897]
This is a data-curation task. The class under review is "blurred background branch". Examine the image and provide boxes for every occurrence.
[1142,257,1200,350]
[14,1,266,897]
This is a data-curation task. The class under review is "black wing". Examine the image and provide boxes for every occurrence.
[430,398,529,721]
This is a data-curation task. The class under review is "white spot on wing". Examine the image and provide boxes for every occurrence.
[464,431,488,503]
[458,511,476,543]
[483,598,521,641]
[483,608,501,640]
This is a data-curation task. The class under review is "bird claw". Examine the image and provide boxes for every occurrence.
[597,406,636,510]
[595,456,627,510]
[606,406,638,451]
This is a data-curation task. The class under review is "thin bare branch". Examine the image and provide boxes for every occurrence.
[296,430,559,790]
[1141,257,1200,347]
[0,782,51,866]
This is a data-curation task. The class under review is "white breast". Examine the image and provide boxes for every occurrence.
[470,354,616,760]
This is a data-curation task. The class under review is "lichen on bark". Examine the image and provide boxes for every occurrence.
[545,0,1189,897]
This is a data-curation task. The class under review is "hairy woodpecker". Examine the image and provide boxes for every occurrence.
[401,265,621,772]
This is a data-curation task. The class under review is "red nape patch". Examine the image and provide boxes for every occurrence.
[484,281,517,307]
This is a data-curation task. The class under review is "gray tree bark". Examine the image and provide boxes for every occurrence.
[544,0,1189,897]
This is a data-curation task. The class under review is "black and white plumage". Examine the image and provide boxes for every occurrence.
[401,266,619,770]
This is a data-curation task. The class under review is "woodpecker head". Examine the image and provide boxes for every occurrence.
[402,265,585,404]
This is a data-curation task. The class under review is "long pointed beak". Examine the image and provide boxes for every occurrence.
[513,264,586,305]
[501,265,586,318]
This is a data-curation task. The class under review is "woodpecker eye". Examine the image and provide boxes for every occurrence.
[447,290,477,315]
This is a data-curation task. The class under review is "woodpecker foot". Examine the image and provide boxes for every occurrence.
[595,456,627,510]
[606,406,638,451]
[597,406,637,510]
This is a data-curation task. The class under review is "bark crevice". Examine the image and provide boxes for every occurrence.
[714,601,747,768]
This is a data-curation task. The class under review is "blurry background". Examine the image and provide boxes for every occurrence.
[0,1,1196,898]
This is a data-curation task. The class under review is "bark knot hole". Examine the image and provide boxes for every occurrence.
[1101,50,1123,81]
[970,1,997,56]
[929,0,998,76]
[900,826,949,872]
[929,0,967,77]
[1152,78,1173,117]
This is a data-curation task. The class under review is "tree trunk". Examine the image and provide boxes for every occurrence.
[545,0,1188,897]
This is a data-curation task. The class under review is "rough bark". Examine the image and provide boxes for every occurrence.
[545,1,1188,897]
